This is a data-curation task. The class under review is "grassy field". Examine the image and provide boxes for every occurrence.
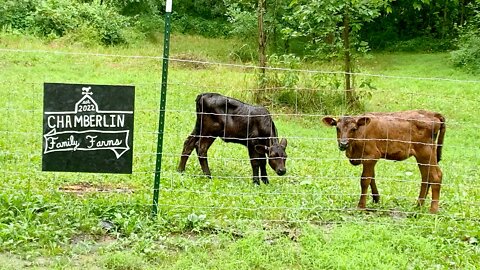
[1,32,480,269]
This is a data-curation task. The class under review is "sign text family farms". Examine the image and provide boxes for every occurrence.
[42,83,135,173]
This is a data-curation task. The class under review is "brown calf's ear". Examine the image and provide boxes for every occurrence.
[356,117,371,127]
[254,145,268,154]
[322,117,337,127]
[280,138,287,149]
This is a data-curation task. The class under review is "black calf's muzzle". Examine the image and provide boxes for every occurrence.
[276,168,286,176]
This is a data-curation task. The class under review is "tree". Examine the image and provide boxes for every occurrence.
[257,0,267,103]
[451,2,480,73]
[283,0,391,108]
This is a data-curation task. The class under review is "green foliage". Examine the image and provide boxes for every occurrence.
[184,213,209,232]
[361,0,476,51]
[102,251,146,270]
[225,2,257,40]
[451,33,480,73]
[381,37,455,53]
[255,54,372,114]
[82,4,129,45]
[173,14,230,38]
[33,0,81,37]
[228,43,257,62]
[451,5,480,73]
[174,0,227,19]
[0,191,79,253]
[34,0,129,45]
[132,14,164,35]
[0,0,37,31]
[0,0,129,45]
[282,0,389,58]
[103,0,160,16]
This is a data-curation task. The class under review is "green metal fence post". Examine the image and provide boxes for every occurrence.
[152,0,172,217]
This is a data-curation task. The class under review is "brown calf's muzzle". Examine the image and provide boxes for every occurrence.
[338,139,349,151]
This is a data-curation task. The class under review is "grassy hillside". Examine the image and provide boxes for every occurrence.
[0,33,479,269]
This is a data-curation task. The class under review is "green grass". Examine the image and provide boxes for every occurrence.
[1,32,480,269]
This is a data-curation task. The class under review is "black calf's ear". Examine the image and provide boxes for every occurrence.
[322,117,337,127]
[254,145,268,154]
[280,138,287,148]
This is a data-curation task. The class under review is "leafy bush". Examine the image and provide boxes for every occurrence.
[173,14,230,38]
[253,54,371,114]
[132,14,164,39]
[451,5,480,74]
[79,4,129,45]
[33,0,82,37]
[1,0,129,45]
[451,33,480,73]
[34,0,129,45]
[225,3,257,40]
[0,0,37,31]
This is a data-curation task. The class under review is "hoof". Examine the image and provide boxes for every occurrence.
[357,204,367,211]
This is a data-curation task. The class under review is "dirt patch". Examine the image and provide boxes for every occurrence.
[59,182,134,195]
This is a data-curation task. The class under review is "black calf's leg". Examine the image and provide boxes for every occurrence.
[259,158,269,184]
[178,134,198,172]
[250,159,261,185]
[196,137,216,178]
[248,148,264,185]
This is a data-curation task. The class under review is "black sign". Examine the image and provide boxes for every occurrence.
[42,83,135,173]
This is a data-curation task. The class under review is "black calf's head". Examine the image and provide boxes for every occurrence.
[322,116,371,151]
[255,138,288,176]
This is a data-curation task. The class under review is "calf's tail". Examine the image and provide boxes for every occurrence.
[435,113,446,163]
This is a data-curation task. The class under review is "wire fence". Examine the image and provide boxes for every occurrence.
[1,47,480,232]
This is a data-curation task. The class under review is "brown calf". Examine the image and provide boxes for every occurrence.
[322,110,446,213]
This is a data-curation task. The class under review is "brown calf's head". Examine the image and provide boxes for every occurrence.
[322,116,371,151]
[255,138,288,176]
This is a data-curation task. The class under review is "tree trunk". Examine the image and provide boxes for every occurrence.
[257,0,267,103]
[342,7,355,108]
[460,0,465,26]
[442,0,448,39]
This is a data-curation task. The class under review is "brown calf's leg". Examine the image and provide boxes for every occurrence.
[370,179,380,203]
[178,135,198,172]
[358,161,376,209]
[429,165,443,213]
[196,137,216,178]
[416,156,432,208]
[416,157,443,213]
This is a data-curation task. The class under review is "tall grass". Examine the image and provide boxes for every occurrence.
[0,33,479,268]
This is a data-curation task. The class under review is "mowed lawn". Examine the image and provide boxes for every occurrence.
[0,33,479,269]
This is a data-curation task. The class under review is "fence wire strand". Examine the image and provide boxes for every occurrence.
[1,48,480,231]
